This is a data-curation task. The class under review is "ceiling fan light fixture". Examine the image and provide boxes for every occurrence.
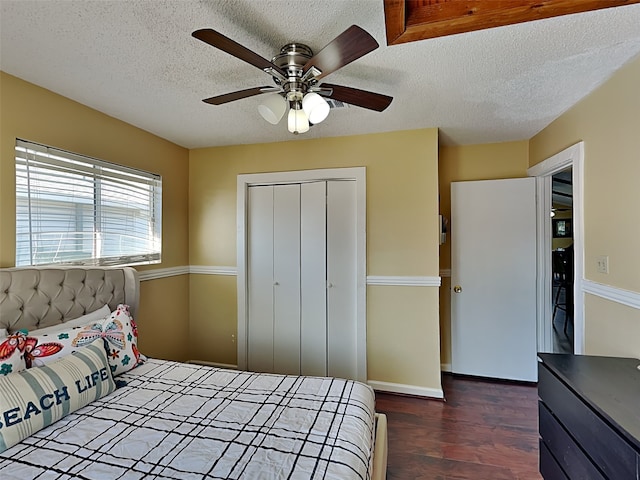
[288,104,309,134]
[258,93,287,124]
[193,26,392,134]
[302,92,330,124]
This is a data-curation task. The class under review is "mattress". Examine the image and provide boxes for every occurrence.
[0,359,376,479]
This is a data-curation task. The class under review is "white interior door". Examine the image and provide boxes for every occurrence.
[451,178,538,381]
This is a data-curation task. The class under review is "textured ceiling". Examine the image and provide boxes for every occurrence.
[1,0,640,148]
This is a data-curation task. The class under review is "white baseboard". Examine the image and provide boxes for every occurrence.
[441,363,452,372]
[187,360,238,370]
[368,380,444,399]
[185,364,444,398]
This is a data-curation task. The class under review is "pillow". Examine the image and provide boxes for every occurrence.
[28,304,111,336]
[23,304,144,376]
[95,304,145,376]
[0,338,116,453]
[0,332,28,376]
[0,306,110,370]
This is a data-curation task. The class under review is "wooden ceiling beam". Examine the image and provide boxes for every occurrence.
[385,0,640,46]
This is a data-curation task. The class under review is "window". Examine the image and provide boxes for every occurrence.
[15,139,162,267]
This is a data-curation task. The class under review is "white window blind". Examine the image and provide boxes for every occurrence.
[15,139,162,267]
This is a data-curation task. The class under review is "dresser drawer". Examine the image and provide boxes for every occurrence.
[539,438,569,480]
[539,364,638,479]
[539,401,605,480]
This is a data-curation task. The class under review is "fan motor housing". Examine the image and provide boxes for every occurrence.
[272,43,314,100]
[272,43,312,73]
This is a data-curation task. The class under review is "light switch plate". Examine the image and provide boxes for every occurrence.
[596,255,609,274]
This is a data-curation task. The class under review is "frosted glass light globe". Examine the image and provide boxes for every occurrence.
[302,92,330,124]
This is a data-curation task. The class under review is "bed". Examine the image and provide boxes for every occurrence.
[0,266,387,479]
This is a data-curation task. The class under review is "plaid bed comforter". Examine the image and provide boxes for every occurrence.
[0,359,376,479]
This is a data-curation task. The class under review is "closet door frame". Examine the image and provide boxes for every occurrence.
[237,167,367,382]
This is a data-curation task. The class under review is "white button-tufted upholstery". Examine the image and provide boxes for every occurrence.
[0,267,139,333]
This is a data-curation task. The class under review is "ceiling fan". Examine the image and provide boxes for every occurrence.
[192,25,393,134]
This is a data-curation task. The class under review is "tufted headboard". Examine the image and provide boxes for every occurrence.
[0,266,139,333]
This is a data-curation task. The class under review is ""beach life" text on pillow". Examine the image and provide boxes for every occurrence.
[0,365,110,429]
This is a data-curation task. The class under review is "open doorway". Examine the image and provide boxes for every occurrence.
[528,141,584,355]
[551,168,573,353]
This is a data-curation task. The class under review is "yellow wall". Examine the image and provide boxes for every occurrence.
[13,49,637,388]
[530,55,640,358]
[0,72,191,361]
[438,141,530,366]
[189,129,443,392]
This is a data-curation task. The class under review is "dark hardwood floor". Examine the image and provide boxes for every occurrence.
[376,374,541,480]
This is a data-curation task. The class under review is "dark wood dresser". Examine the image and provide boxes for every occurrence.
[538,353,640,479]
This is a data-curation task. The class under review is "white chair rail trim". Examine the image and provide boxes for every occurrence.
[139,266,442,287]
[583,280,640,310]
[366,276,441,287]
[190,265,237,276]
[137,266,189,281]
[138,267,640,312]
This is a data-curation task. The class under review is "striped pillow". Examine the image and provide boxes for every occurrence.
[0,338,116,452]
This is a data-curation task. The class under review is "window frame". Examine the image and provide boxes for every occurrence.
[15,139,162,267]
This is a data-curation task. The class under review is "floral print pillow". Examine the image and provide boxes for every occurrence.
[74,304,145,376]
[16,304,145,376]
[0,332,29,376]
[16,327,84,369]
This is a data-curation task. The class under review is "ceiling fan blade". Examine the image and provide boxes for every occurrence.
[193,29,286,77]
[302,25,379,80]
[321,83,392,112]
[203,86,274,105]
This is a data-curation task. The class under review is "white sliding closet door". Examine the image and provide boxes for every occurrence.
[247,186,275,373]
[273,184,301,375]
[301,182,327,376]
[327,180,357,379]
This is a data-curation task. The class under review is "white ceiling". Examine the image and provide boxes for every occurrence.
[2,0,640,149]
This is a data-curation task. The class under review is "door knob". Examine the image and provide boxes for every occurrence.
[453,285,462,293]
